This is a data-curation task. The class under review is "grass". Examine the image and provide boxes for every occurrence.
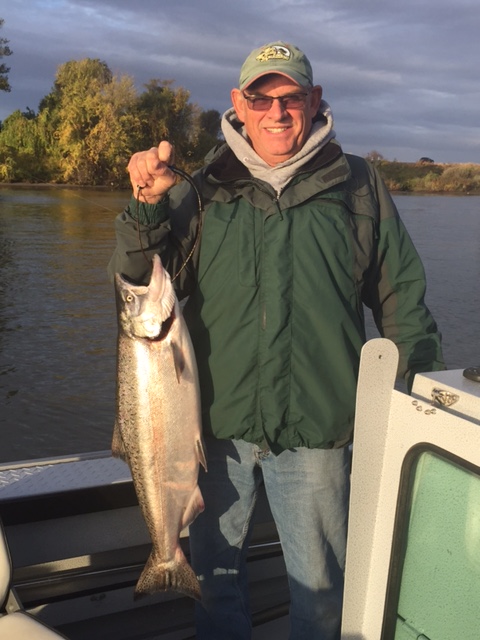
[374,161,480,194]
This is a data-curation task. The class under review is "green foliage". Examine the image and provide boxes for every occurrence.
[0,57,222,185]
[51,60,139,184]
[0,110,53,182]
[135,79,196,169]
[189,109,222,167]
[0,18,12,93]
[373,161,480,193]
[435,165,480,193]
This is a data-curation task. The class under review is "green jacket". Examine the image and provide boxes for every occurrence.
[108,139,444,453]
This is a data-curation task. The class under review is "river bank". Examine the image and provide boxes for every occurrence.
[376,161,480,194]
[2,159,480,194]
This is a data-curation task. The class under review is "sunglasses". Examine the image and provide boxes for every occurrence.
[242,91,310,111]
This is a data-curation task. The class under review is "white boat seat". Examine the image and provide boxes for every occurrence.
[0,520,69,639]
[0,611,69,639]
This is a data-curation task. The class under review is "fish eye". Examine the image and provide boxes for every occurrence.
[124,293,134,303]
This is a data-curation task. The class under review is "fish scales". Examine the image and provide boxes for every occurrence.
[113,254,207,601]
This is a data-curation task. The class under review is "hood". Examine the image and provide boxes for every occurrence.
[220,99,337,194]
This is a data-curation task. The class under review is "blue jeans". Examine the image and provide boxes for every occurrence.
[189,438,350,640]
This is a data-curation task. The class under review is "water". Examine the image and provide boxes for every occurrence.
[365,194,480,370]
[0,188,479,464]
[0,187,124,463]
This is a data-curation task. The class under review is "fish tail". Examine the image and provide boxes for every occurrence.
[134,552,201,601]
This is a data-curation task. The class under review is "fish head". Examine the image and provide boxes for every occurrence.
[115,254,177,340]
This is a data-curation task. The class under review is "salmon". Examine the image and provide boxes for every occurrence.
[112,254,206,601]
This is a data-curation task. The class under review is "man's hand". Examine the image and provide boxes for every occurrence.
[127,141,177,204]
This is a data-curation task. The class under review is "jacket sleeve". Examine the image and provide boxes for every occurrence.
[363,165,445,390]
[107,177,202,298]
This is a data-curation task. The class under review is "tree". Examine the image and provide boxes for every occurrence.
[0,52,222,184]
[134,81,223,171]
[365,150,385,164]
[191,109,222,162]
[0,18,13,92]
[84,74,142,185]
[51,59,139,184]
[135,80,196,163]
[0,110,50,181]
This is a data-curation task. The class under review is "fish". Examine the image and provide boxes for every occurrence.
[112,253,207,601]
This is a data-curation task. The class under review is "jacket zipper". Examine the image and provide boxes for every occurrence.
[260,195,284,332]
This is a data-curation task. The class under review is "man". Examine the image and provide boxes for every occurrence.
[108,41,444,639]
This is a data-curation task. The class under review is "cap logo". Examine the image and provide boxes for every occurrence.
[256,44,291,63]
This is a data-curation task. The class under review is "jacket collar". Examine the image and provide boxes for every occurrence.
[204,138,350,193]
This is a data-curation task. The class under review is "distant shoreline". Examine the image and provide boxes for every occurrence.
[2,184,479,195]
[1,159,480,197]
[1,184,479,196]
[0,182,129,191]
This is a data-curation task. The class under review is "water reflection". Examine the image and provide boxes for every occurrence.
[0,187,126,462]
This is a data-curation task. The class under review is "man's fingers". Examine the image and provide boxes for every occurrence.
[127,150,152,187]
[128,148,164,187]
[127,142,177,201]
[157,141,174,166]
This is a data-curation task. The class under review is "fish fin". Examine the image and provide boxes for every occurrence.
[159,288,177,322]
[171,341,186,383]
[181,485,205,530]
[111,421,127,462]
[196,438,208,472]
[134,550,201,601]
[149,254,177,322]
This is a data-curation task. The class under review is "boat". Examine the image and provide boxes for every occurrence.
[0,451,289,639]
[342,339,480,639]
[1,338,480,639]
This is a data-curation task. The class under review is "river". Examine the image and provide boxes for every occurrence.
[0,188,479,464]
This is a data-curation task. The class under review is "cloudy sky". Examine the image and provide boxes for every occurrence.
[1,0,479,163]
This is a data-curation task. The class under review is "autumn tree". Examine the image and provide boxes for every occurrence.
[0,18,12,93]
[133,81,221,171]
[0,54,222,184]
[134,80,196,165]
[85,75,143,185]
[51,58,139,184]
[0,110,51,181]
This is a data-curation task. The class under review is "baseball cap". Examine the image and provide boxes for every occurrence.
[239,41,313,91]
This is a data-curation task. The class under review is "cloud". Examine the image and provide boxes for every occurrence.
[1,0,479,162]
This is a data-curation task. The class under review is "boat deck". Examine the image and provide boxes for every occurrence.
[0,452,290,639]
[0,451,130,499]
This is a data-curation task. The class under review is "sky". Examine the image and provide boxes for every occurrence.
[1,0,479,164]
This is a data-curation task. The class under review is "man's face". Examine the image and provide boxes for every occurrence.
[231,75,322,166]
